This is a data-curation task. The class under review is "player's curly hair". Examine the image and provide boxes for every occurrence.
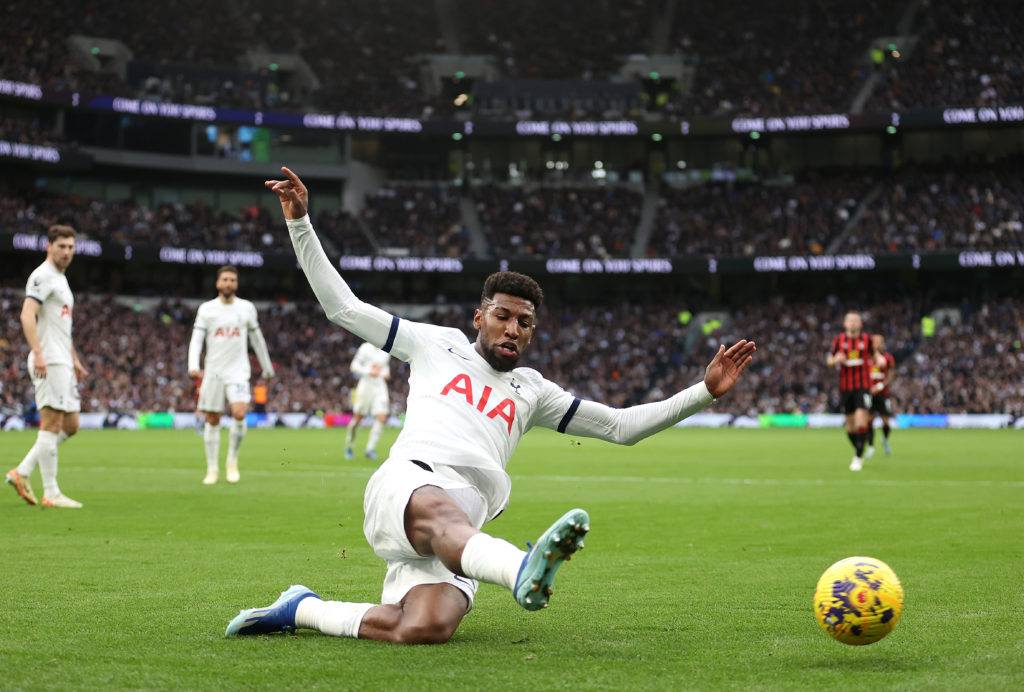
[481,271,544,307]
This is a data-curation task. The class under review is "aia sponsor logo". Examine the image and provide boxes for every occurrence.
[440,373,516,434]
[214,326,242,338]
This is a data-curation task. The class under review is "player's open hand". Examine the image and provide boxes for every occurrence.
[703,339,756,399]
[264,166,308,220]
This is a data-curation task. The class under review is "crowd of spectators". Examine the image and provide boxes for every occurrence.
[0,191,390,256]
[866,0,1024,112]
[2,287,1020,421]
[839,160,1024,252]
[358,185,470,257]
[0,192,287,252]
[476,184,643,258]
[6,161,1024,261]
[456,0,650,81]
[649,174,869,257]
[666,0,903,118]
[5,0,1024,120]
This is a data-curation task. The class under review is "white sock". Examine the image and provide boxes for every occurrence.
[345,421,357,447]
[295,597,374,638]
[58,431,70,445]
[227,418,247,464]
[366,420,383,452]
[36,431,61,497]
[16,440,40,478]
[460,533,527,591]
[203,423,220,472]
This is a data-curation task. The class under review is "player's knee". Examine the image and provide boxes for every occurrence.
[394,617,457,645]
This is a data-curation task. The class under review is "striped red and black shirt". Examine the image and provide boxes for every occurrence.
[870,351,895,396]
[831,332,874,392]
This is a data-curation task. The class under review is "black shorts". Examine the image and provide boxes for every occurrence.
[870,394,893,417]
[840,389,872,415]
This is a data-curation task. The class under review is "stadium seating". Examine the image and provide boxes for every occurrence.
[2,289,1020,418]
[476,185,643,259]
[12,0,1021,117]
[866,0,1024,111]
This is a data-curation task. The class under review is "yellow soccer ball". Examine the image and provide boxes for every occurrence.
[813,556,904,645]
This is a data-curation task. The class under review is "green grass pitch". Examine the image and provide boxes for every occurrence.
[1,427,1022,691]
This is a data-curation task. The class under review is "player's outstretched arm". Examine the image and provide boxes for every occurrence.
[265,167,396,349]
[557,339,756,446]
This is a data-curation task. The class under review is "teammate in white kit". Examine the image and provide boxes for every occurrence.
[188,266,275,485]
[345,341,392,461]
[6,225,88,509]
[226,168,756,644]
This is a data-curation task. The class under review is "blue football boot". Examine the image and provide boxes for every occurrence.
[514,508,589,611]
[225,585,319,635]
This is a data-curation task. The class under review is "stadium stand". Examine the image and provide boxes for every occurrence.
[837,159,1024,252]
[359,185,471,257]
[649,174,869,257]
[866,0,1024,111]
[669,0,903,117]
[2,288,1020,419]
[476,184,643,259]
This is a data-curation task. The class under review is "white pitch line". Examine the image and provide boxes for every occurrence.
[73,466,1024,489]
[515,474,1024,489]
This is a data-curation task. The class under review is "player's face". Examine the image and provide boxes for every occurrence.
[47,237,75,272]
[216,271,238,299]
[843,312,862,336]
[872,334,884,350]
[473,293,536,372]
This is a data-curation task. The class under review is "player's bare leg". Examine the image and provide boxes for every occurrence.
[344,414,363,460]
[227,488,587,642]
[226,402,247,483]
[203,411,222,484]
[365,412,387,460]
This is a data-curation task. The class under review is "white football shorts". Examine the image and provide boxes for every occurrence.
[197,376,251,412]
[28,354,80,413]
[352,379,389,417]
[363,457,487,609]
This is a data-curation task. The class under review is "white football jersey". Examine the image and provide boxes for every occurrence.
[189,298,261,381]
[386,319,577,519]
[351,341,391,391]
[25,261,74,366]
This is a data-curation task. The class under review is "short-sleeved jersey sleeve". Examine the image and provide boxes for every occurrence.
[25,268,54,303]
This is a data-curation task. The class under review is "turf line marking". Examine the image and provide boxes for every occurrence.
[516,475,1024,489]
[72,466,1024,488]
